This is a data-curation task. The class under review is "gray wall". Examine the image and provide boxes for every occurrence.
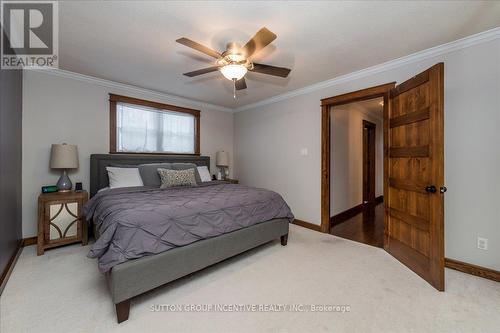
[0,66,23,282]
[330,103,383,215]
[22,70,234,238]
[234,38,500,271]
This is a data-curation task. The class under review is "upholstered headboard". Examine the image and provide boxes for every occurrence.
[90,154,210,197]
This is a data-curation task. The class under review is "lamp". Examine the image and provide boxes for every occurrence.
[50,143,79,192]
[216,150,229,180]
[220,64,247,81]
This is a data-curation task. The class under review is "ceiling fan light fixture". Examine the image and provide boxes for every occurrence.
[220,64,247,81]
[177,27,291,96]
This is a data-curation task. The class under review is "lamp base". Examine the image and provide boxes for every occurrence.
[219,167,228,180]
[56,169,73,192]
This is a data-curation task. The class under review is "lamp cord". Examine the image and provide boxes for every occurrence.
[233,78,236,99]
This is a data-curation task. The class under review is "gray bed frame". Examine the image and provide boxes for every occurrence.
[89,154,289,323]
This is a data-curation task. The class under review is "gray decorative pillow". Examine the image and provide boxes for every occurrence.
[139,163,172,187]
[158,168,197,188]
[171,163,202,184]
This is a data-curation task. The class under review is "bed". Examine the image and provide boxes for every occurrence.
[85,154,292,323]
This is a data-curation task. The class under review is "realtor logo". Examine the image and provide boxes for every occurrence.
[1,1,58,68]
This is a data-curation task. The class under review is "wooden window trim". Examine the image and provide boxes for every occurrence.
[109,94,200,155]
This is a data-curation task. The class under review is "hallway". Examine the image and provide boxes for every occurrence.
[331,203,384,248]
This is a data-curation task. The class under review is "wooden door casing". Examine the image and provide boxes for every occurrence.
[321,82,396,233]
[363,120,376,204]
[384,63,445,291]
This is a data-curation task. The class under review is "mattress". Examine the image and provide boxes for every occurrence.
[83,182,294,272]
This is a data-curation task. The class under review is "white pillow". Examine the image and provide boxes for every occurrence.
[197,166,211,182]
[106,167,144,189]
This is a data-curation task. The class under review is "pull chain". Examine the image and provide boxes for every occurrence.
[233,78,236,99]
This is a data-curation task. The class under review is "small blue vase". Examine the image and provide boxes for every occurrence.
[56,169,72,192]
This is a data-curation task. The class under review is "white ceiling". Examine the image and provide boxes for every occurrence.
[332,97,383,122]
[58,1,500,109]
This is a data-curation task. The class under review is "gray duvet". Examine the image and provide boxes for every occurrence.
[84,182,294,273]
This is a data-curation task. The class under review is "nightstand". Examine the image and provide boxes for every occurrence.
[37,190,89,255]
[225,178,239,184]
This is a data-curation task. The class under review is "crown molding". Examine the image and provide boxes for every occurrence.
[26,28,499,114]
[25,67,234,113]
[234,27,500,112]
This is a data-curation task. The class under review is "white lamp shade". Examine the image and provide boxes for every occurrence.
[216,151,229,167]
[50,143,79,169]
[220,64,247,81]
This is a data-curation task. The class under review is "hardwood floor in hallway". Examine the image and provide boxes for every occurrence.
[330,203,384,248]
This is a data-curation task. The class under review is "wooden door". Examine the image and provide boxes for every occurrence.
[384,63,445,291]
[363,120,376,204]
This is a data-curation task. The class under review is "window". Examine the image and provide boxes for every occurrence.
[109,94,200,154]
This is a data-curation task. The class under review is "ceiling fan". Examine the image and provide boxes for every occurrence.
[176,27,291,98]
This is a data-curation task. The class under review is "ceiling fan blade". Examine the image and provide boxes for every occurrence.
[241,27,277,58]
[183,66,220,77]
[250,63,291,78]
[176,37,221,59]
[235,78,247,90]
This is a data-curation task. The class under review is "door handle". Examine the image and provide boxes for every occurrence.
[425,185,437,193]
[440,186,447,193]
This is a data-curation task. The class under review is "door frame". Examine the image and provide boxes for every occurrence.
[320,82,395,233]
[362,120,377,204]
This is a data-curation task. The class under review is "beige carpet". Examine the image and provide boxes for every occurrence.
[1,225,499,333]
